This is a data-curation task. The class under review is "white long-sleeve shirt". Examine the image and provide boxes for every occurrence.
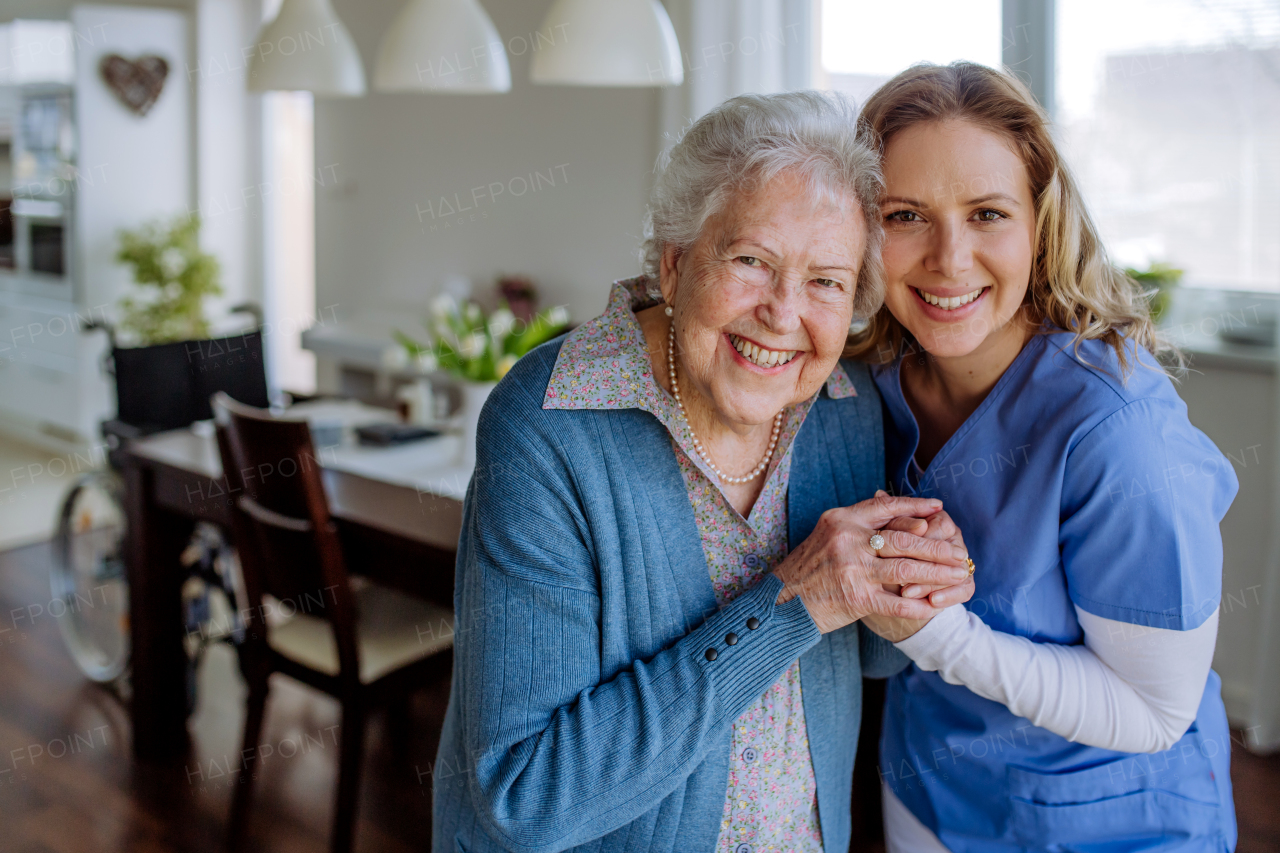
[881,604,1220,852]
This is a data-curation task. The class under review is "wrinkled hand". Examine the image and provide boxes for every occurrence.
[860,495,975,642]
[772,493,972,634]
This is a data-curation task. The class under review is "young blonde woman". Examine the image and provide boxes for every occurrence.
[852,64,1239,852]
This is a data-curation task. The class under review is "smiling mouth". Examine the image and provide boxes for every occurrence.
[729,333,798,368]
[914,286,988,310]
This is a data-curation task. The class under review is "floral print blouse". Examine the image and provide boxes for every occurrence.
[544,278,857,853]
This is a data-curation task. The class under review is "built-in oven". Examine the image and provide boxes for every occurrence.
[0,91,15,273]
[13,196,67,276]
[0,192,13,271]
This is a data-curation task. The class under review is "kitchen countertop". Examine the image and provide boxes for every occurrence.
[1161,288,1278,374]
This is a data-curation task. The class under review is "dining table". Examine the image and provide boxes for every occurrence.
[120,403,469,761]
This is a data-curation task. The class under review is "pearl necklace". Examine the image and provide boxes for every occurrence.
[667,320,782,484]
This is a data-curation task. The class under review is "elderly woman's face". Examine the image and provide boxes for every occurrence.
[660,170,865,428]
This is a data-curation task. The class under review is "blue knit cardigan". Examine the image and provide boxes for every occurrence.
[432,336,906,853]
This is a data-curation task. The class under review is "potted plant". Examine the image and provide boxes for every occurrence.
[1125,261,1183,324]
[108,214,270,432]
[116,213,222,344]
[396,293,569,467]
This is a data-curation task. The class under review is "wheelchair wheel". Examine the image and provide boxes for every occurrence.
[51,470,130,683]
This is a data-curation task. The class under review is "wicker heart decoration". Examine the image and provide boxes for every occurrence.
[99,54,170,116]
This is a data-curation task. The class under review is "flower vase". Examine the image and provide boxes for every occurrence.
[458,380,497,470]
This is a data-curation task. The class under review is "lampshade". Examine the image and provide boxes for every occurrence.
[374,0,510,93]
[247,0,366,96]
[530,0,683,87]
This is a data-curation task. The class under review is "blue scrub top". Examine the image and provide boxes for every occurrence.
[872,331,1239,853]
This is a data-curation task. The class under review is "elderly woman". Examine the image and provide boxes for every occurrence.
[431,91,976,853]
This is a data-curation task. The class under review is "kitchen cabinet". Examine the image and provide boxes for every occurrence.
[1166,289,1280,750]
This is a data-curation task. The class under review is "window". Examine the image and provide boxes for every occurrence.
[819,0,1001,104]
[1057,0,1280,291]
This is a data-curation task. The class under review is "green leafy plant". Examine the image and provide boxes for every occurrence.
[396,295,569,383]
[116,214,222,344]
[1126,261,1183,323]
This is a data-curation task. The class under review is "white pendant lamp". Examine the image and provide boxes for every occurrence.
[375,0,511,93]
[530,0,683,87]
[247,0,366,96]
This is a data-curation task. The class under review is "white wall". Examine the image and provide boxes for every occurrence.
[74,3,192,313]
[314,0,660,328]
[194,0,263,318]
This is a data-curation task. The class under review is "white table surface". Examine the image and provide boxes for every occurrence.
[131,401,471,548]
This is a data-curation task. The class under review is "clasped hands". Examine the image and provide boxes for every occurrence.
[774,490,973,641]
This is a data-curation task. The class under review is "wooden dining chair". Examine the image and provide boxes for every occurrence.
[212,392,454,853]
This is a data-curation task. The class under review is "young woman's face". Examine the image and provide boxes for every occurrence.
[879,119,1037,359]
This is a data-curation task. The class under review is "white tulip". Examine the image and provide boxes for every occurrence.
[489,308,516,338]
[458,333,485,359]
[431,294,457,320]
[415,350,439,372]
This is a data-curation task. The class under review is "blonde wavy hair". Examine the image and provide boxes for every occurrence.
[846,62,1172,377]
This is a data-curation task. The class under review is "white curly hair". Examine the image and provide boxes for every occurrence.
[639,90,884,318]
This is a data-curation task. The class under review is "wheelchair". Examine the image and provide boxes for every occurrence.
[50,305,269,711]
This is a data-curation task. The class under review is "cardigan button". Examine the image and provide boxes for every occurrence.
[705,647,718,661]
[746,617,760,630]
[725,632,738,646]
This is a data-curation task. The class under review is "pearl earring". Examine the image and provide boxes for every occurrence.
[664,305,673,317]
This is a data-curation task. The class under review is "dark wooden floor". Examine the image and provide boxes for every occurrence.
[2,539,1278,852]
[0,541,448,853]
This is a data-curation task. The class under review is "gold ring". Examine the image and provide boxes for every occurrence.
[965,557,976,576]
[869,533,886,552]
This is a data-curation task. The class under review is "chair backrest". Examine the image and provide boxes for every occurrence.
[115,330,270,433]
[212,392,359,678]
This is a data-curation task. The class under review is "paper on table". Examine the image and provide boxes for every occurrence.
[323,435,471,502]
